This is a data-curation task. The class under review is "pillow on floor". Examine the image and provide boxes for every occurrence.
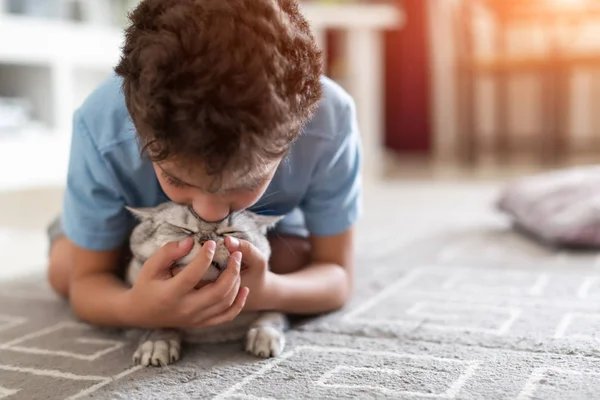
[497,165,600,247]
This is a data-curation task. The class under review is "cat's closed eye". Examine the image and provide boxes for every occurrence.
[217,227,243,236]
[168,224,195,235]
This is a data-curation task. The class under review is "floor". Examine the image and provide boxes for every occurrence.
[2,177,600,398]
[0,186,63,280]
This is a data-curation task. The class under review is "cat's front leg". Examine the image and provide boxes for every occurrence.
[133,329,182,367]
[245,312,288,358]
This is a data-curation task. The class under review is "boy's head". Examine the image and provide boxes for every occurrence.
[115,0,323,221]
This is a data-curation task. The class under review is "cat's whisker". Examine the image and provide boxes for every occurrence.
[255,199,279,208]
[272,232,297,256]
[253,208,276,213]
[259,190,281,201]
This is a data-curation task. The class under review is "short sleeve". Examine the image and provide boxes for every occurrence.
[61,111,133,251]
[300,100,363,236]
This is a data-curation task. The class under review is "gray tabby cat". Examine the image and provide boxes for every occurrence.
[125,202,288,367]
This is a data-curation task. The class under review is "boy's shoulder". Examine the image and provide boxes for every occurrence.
[302,76,356,142]
[75,73,137,152]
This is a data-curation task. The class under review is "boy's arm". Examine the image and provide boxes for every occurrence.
[267,227,354,314]
[69,238,249,329]
[69,244,135,327]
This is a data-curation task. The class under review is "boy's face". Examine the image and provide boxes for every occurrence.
[153,159,278,223]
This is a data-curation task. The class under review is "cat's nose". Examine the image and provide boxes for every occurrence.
[197,238,219,247]
[197,239,213,247]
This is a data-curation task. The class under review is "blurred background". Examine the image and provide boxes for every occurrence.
[2,0,600,277]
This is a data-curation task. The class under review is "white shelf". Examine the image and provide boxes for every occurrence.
[0,13,124,134]
[0,13,122,191]
[0,14,123,68]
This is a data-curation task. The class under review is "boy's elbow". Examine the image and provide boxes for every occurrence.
[329,292,351,312]
[328,266,353,311]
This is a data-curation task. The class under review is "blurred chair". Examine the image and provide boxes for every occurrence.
[455,0,600,165]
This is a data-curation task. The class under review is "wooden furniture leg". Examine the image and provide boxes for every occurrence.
[456,1,477,165]
[494,20,510,163]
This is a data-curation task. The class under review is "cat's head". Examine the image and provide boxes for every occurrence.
[127,202,283,282]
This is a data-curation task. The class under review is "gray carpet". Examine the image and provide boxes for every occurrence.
[1,183,600,399]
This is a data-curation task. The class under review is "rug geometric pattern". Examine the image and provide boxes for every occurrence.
[1,185,600,399]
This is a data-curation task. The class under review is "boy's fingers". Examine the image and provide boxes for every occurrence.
[214,252,242,289]
[187,251,242,309]
[170,240,215,292]
[193,287,249,329]
[205,251,242,298]
[225,237,262,267]
[189,273,241,321]
[143,238,194,279]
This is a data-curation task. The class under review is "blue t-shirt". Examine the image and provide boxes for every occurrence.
[61,74,363,251]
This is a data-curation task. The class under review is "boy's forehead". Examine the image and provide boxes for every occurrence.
[157,160,276,191]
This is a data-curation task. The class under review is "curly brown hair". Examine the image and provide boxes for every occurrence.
[115,0,323,177]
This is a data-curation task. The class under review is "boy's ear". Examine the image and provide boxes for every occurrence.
[252,214,284,231]
[125,206,155,221]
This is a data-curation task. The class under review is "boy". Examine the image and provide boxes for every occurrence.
[47,0,362,330]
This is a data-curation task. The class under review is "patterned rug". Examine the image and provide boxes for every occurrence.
[1,182,599,399]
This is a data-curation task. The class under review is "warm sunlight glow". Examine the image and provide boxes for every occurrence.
[547,0,587,6]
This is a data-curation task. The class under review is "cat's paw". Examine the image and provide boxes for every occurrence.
[245,326,285,358]
[133,338,181,367]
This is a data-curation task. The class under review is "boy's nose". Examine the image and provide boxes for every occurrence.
[191,203,230,223]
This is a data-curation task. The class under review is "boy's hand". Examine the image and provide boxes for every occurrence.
[125,238,249,329]
[225,236,273,311]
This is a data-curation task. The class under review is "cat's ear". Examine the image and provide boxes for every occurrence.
[125,206,155,221]
[251,214,284,231]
